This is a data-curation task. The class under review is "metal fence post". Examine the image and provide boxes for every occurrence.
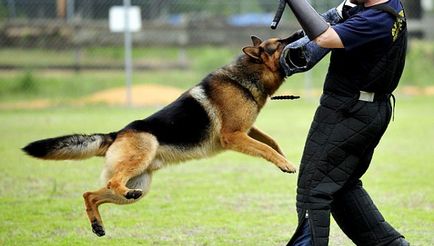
[124,0,132,107]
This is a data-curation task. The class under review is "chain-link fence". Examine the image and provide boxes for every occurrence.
[0,0,431,71]
[0,0,342,47]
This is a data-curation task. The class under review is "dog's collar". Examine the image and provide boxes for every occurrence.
[218,67,267,105]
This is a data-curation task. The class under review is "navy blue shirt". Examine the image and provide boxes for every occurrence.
[324,0,405,95]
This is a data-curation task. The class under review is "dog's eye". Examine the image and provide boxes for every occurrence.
[264,45,277,55]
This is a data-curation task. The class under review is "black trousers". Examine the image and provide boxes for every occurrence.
[288,93,403,246]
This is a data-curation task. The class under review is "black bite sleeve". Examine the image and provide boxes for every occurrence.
[287,0,329,40]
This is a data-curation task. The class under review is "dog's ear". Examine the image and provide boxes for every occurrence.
[242,46,262,62]
[251,35,262,46]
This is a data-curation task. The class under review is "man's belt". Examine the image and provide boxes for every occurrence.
[359,91,390,102]
[359,91,375,102]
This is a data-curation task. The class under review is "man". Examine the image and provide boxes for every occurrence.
[278,0,409,245]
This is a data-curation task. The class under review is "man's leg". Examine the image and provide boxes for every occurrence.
[288,97,361,246]
[288,95,394,245]
[330,113,408,246]
[331,180,408,246]
[291,220,312,246]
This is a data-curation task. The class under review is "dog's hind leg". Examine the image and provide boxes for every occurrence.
[126,171,153,196]
[84,131,157,236]
[83,171,154,236]
[104,131,158,200]
[83,187,120,237]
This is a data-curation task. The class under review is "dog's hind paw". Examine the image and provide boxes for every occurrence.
[91,219,105,237]
[125,189,143,200]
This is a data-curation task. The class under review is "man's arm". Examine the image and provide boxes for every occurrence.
[285,0,355,49]
[311,0,357,48]
[314,27,344,49]
[278,0,357,76]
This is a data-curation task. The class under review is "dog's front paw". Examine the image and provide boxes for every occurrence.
[91,219,105,237]
[278,160,297,174]
[125,189,143,200]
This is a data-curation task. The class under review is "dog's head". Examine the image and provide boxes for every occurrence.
[242,34,298,74]
[240,33,301,95]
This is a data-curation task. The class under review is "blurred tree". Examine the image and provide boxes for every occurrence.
[143,0,170,19]
[258,0,275,12]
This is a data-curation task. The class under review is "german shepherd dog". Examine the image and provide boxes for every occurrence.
[23,35,299,237]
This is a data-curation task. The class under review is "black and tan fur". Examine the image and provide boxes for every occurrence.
[23,35,299,237]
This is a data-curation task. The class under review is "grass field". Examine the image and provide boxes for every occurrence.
[1,95,433,245]
[0,41,433,245]
[0,40,433,104]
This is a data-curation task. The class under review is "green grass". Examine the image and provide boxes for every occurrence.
[0,42,433,244]
[0,46,238,103]
[0,40,433,103]
[0,69,202,102]
[1,96,433,245]
[0,46,237,71]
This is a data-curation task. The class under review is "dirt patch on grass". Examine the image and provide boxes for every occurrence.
[400,85,434,96]
[78,84,183,107]
[0,84,184,109]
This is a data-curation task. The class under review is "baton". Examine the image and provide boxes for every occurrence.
[270,0,287,29]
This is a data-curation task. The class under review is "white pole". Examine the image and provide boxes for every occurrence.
[124,0,132,107]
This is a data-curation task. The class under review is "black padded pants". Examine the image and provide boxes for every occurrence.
[332,180,402,246]
[287,93,404,246]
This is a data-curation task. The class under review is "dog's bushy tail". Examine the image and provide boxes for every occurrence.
[22,132,117,160]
